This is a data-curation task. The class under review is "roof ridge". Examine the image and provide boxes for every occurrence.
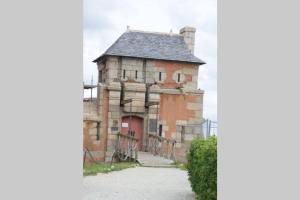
[127,29,181,36]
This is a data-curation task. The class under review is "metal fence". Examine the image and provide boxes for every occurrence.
[202,119,218,138]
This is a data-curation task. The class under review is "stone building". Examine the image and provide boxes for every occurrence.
[83,26,206,162]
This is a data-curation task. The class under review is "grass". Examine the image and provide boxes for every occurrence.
[172,161,188,170]
[83,162,139,176]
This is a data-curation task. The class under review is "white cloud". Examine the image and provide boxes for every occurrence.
[84,0,217,121]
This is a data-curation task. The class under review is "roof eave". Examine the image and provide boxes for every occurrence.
[93,54,106,63]
[96,53,206,65]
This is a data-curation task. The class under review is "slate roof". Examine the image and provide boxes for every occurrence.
[93,30,205,65]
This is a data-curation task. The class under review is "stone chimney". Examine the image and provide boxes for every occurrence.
[180,26,196,54]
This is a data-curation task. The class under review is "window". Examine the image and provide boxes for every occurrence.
[111,127,118,132]
[159,124,163,136]
[177,73,181,82]
[111,120,119,132]
[149,119,157,132]
[96,122,100,140]
[135,70,138,79]
[159,72,162,81]
[123,70,126,79]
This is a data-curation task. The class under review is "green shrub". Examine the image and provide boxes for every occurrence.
[187,136,217,200]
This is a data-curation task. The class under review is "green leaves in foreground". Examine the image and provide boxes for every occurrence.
[187,136,217,200]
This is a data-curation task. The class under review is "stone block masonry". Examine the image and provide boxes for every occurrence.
[180,26,196,54]
[85,58,204,163]
[85,26,205,163]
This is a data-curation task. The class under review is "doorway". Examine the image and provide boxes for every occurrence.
[121,116,143,150]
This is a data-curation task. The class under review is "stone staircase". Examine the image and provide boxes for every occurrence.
[137,151,175,167]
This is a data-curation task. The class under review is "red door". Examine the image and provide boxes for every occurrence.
[121,116,143,150]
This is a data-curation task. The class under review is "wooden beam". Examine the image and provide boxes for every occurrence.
[121,99,133,105]
[145,101,159,107]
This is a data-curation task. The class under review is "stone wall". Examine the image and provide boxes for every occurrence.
[83,121,104,162]
[123,82,146,113]
[121,58,144,82]
[91,55,203,162]
[99,56,199,91]
[83,84,109,162]
[105,56,120,83]
[83,100,98,118]
[153,60,199,90]
[97,62,107,83]
[159,90,204,162]
[100,56,146,83]
[159,92,203,139]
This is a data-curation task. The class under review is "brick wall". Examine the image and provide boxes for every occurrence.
[153,60,198,90]
[159,93,203,140]
[83,86,109,162]
[91,55,203,162]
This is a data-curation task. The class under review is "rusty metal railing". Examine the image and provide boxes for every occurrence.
[146,133,176,161]
[111,133,139,164]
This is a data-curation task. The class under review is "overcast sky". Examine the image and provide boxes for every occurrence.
[83,0,217,121]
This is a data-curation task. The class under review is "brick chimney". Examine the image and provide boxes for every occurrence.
[180,26,196,54]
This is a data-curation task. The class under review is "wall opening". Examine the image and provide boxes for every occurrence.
[159,124,162,136]
[177,73,181,82]
[121,116,144,150]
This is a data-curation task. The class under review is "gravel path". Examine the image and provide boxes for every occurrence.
[83,167,195,200]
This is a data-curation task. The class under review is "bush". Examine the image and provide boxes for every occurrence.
[187,136,217,200]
